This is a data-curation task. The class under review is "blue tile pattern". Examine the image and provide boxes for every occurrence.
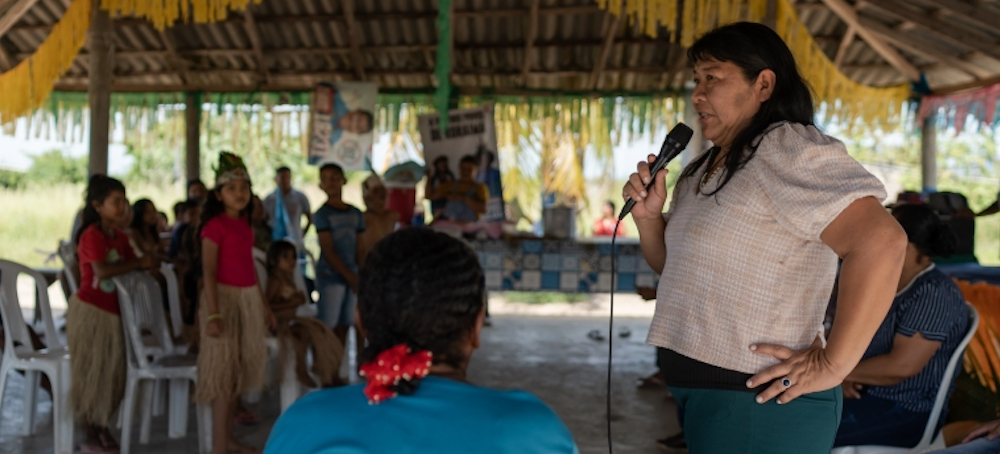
[470,239,659,292]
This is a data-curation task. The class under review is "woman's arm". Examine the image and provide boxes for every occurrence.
[847,333,941,386]
[750,196,907,403]
[623,154,669,274]
[821,197,908,374]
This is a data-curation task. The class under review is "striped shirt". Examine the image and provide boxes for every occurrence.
[864,264,969,413]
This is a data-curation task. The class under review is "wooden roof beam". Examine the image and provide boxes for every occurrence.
[339,0,366,80]
[521,0,540,85]
[589,8,621,91]
[819,0,921,81]
[857,0,1000,62]
[0,0,39,39]
[0,42,12,71]
[834,27,855,69]
[159,29,189,85]
[929,0,1000,35]
[858,16,991,80]
[242,9,271,85]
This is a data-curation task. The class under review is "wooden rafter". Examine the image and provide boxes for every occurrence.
[158,29,189,85]
[589,8,621,91]
[930,0,1000,36]
[858,17,991,80]
[834,27,855,69]
[819,0,921,81]
[242,9,271,85]
[0,0,39,39]
[521,0,540,85]
[857,0,1000,62]
[0,41,11,71]
[339,0,366,80]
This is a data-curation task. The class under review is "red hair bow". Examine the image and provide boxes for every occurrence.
[359,344,433,404]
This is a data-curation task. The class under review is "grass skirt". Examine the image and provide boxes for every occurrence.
[276,317,343,388]
[67,295,125,427]
[196,284,268,403]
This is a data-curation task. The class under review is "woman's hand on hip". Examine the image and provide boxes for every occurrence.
[747,337,849,405]
[963,420,1000,444]
[622,154,669,222]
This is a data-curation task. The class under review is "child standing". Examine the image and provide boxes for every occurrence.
[358,174,399,265]
[68,175,156,454]
[314,163,365,349]
[198,152,274,454]
[266,240,343,388]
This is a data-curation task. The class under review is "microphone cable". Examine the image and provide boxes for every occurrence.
[606,219,621,454]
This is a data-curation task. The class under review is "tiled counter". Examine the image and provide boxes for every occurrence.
[470,238,660,292]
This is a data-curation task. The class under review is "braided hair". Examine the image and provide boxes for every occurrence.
[892,204,958,259]
[358,228,485,395]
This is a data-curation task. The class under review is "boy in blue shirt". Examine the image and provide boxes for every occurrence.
[313,163,365,348]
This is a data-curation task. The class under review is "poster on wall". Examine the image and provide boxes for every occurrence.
[418,104,504,222]
[307,81,377,170]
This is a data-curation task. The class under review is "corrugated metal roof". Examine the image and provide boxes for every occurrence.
[1,0,999,94]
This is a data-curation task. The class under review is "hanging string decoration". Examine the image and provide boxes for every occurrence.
[593,0,910,128]
[100,0,260,30]
[0,0,92,125]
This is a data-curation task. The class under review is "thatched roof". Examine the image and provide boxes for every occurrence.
[0,0,998,95]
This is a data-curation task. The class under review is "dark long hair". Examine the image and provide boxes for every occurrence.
[358,229,485,396]
[199,184,253,227]
[892,204,958,258]
[682,22,815,195]
[266,240,297,277]
[75,175,126,245]
[130,198,159,243]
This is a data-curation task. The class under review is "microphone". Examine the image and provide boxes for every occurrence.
[619,123,694,220]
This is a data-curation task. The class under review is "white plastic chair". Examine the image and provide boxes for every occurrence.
[160,263,184,339]
[56,240,78,296]
[114,272,209,454]
[0,260,73,454]
[831,302,980,454]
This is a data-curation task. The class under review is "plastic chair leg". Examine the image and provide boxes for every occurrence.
[120,377,139,454]
[53,363,74,454]
[0,362,10,416]
[280,355,301,413]
[167,378,190,439]
[139,380,154,444]
[152,379,166,417]
[197,403,212,454]
[21,370,39,435]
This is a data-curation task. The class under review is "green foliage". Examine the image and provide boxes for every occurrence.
[0,169,24,189]
[501,291,590,305]
[25,149,87,186]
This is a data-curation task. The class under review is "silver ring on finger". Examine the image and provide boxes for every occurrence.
[780,377,793,389]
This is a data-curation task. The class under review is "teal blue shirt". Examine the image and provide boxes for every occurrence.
[264,376,579,454]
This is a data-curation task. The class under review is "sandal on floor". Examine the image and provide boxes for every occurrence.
[636,373,666,389]
[587,330,605,341]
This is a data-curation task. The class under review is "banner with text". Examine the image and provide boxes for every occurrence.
[418,105,504,222]
[308,81,377,170]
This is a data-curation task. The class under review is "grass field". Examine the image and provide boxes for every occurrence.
[3,181,1000,269]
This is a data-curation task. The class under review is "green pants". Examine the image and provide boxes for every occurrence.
[671,386,843,454]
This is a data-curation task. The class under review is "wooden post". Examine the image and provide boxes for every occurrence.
[87,1,113,176]
[185,92,201,184]
[921,113,937,193]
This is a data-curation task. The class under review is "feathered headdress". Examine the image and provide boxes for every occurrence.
[214,152,250,186]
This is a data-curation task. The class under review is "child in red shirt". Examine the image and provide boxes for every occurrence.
[197,152,275,454]
[68,175,156,454]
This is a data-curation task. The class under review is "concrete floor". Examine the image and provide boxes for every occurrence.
[0,315,681,454]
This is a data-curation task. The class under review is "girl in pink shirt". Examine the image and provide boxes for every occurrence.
[198,152,275,454]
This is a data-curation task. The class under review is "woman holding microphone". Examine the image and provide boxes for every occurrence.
[624,22,907,453]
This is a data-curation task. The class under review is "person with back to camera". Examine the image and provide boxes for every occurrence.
[623,22,907,453]
[835,203,970,448]
[263,228,578,454]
